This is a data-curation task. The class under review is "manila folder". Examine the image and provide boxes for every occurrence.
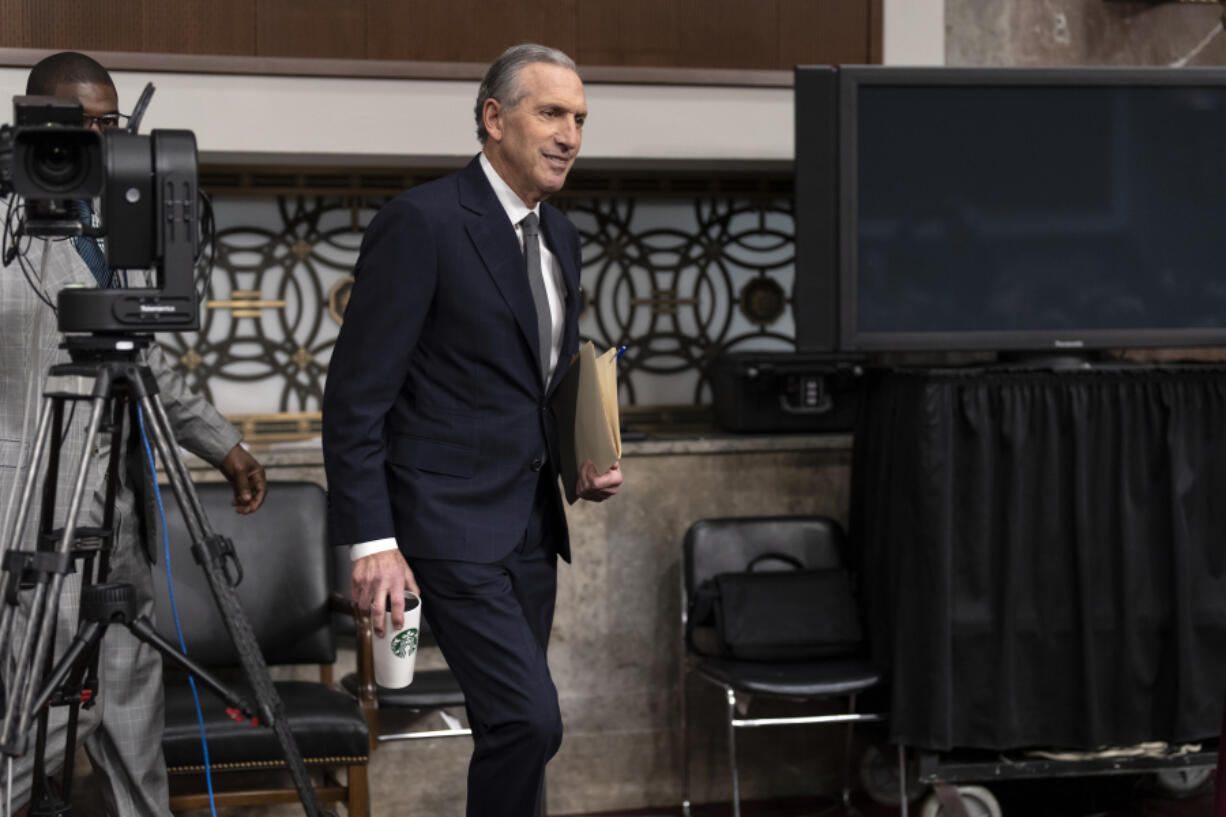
[552,341,622,504]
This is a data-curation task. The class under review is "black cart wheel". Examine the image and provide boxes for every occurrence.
[918,785,1003,817]
[1152,766,1214,799]
[859,743,924,806]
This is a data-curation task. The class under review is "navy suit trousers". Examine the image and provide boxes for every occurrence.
[409,470,563,817]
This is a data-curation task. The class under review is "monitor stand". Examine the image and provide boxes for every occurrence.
[993,350,1113,371]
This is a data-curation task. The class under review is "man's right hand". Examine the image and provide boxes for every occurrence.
[351,549,419,637]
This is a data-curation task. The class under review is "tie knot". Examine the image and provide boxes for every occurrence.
[520,212,540,237]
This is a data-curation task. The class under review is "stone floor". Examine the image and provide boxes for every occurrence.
[65,757,1216,817]
[558,778,1216,816]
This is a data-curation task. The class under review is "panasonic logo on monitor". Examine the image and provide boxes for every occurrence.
[139,305,177,313]
[1053,340,1085,349]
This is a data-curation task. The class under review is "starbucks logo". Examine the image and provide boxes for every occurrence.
[391,628,418,659]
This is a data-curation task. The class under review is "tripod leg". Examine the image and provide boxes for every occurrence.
[27,622,104,718]
[143,396,210,540]
[127,617,257,721]
[26,616,105,810]
[0,399,58,670]
[136,394,325,817]
[0,399,56,563]
[2,394,110,757]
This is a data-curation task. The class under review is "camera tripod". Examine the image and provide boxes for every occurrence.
[0,334,325,817]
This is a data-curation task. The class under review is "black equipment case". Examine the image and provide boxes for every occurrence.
[710,352,862,433]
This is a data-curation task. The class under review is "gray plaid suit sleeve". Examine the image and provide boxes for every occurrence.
[143,342,241,467]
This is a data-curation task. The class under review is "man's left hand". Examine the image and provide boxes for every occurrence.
[219,445,267,514]
[577,460,622,502]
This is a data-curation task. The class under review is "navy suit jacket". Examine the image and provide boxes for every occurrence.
[322,156,582,563]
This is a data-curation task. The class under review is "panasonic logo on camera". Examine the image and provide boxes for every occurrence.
[140,305,177,313]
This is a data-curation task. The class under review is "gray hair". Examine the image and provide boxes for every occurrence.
[474,44,578,144]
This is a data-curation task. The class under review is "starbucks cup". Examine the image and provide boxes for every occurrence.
[371,591,421,688]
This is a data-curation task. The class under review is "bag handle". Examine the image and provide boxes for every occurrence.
[745,551,804,572]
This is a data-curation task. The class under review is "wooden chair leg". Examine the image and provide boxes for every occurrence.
[348,764,370,817]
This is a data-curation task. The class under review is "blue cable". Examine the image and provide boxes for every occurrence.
[136,405,218,817]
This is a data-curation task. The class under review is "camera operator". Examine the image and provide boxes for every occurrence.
[0,51,267,817]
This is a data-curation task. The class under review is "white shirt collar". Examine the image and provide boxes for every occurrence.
[479,152,540,229]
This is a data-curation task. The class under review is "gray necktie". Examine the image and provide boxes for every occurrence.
[520,213,552,384]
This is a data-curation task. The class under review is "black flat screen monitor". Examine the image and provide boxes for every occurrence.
[836,66,1226,353]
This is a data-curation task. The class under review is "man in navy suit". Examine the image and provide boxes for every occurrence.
[322,44,623,816]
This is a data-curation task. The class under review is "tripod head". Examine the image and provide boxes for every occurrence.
[59,332,154,361]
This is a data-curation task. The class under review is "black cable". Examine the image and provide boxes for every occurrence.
[17,252,55,312]
[3,197,56,312]
[2,192,16,266]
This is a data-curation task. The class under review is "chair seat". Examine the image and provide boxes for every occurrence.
[340,667,466,709]
[163,681,369,770]
[694,656,883,697]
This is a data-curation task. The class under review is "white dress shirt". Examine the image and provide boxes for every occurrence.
[349,153,568,561]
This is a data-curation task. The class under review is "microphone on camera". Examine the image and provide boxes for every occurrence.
[127,83,155,135]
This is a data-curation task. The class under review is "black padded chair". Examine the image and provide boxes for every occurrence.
[329,545,471,749]
[680,515,902,817]
[151,480,370,815]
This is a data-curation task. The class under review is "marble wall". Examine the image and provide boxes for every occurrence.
[947,0,1226,67]
[549,437,854,814]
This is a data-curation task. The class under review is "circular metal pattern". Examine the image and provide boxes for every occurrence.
[161,192,797,415]
[566,196,796,404]
[738,277,787,326]
[160,195,385,411]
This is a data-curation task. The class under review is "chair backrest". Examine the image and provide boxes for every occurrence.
[150,480,335,668]
[682,515,863,661]
[682,515,848,599]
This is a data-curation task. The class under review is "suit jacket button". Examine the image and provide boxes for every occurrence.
[530,457,544,472]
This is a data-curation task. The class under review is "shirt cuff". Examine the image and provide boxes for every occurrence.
[349,538,399,561]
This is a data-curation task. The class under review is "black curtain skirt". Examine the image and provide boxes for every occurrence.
[852,364,1226,752]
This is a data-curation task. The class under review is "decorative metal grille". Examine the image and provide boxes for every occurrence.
[163,173,796,435]
[161,196,385,412]
[564,197,795,406]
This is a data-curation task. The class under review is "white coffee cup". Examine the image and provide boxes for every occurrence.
[371,591,421,689]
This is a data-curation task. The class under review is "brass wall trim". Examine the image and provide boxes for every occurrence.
[206,288,288,314]
[225,407,714,444]
[226,412,322,444]
[207,300,288,308]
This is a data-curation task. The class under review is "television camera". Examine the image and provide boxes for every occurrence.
[0,93,325,815]
[0,92,200,334]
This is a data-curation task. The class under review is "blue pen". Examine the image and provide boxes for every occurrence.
[616,345,627,361]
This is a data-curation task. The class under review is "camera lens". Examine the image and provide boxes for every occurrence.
[25,132,92,193]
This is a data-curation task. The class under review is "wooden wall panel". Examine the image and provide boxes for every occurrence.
[576,0,681,68]
[779,0,873,68]
[676,0,780,69]
[142,0,256,55]
[11,0,145,53]
[257,0,367,59]
[578,0,780,69]
[0,0,882,74]
[366,0,578,64]
[0,0,25,52]
[868,0,884,63]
